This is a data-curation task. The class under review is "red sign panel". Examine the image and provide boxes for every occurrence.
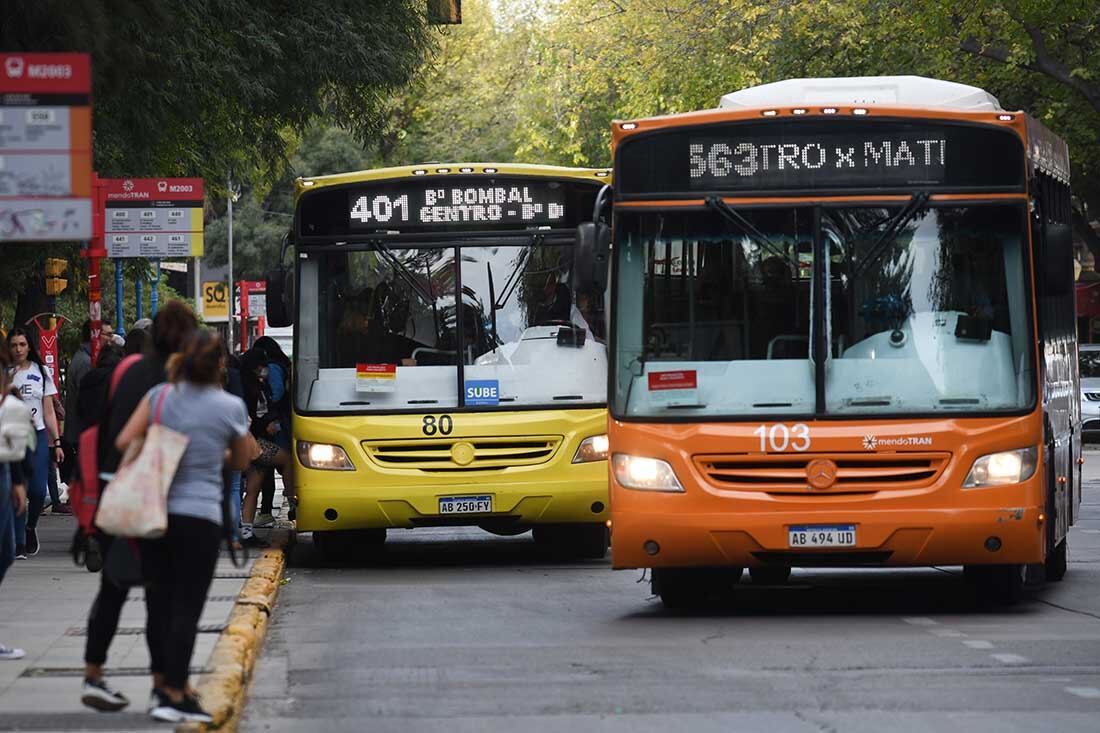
[101,177,204,202]
[0,53,91,95]
[648,370,698,391]
[1,52,93,241]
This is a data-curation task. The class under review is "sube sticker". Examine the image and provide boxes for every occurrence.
[465,380,500,406]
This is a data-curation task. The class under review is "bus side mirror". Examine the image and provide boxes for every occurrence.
[265,265,294,327]
[1043,222,1074,297]
[574,222,610,294]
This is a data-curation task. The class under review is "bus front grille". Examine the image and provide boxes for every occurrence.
[694,452,951,493]
[363,435,563,471]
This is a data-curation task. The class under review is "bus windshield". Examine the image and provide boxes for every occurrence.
[295,242,607,412]
[612,203,1034,419]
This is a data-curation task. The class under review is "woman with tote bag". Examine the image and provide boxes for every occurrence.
[113,330,250,724]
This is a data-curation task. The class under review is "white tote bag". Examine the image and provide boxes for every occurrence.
[96,386,190,539]
[0,394,34,463]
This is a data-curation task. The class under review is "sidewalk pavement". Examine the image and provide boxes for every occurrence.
[0,500,284,732]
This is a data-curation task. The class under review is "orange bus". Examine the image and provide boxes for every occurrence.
[579,76,1080,606]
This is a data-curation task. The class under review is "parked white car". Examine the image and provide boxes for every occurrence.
[1081,343,1100,440]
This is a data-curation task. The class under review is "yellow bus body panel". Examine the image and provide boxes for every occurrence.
[294,408,609,531]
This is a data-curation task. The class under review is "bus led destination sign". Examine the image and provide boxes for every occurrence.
[347,181,566,229]
[616,119,1026,195]
[690,136,947,187]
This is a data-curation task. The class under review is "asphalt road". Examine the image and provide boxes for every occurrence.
[243,481,1100,732]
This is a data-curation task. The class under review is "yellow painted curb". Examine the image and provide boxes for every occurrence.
[178,546,286,732]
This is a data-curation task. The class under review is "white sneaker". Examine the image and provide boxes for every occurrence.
[254,513,275,528]
[0,644,25,660]
[81,677,130,711]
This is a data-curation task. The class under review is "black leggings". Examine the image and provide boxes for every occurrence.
[141,515,221,689]
[84,537,131,666]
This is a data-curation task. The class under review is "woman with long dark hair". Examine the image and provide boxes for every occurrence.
[6,327,63,558]
[114,330,250,723]
[238,348,293,546]
[250,336,292,525]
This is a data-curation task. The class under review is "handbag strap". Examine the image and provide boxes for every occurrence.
[152,385,173,425]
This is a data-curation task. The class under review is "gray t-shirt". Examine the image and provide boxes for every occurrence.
[147,382,248,525]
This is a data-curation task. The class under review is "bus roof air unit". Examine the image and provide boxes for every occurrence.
[719,76,1004,112]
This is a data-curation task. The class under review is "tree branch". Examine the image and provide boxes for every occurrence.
[959,30,1100,114]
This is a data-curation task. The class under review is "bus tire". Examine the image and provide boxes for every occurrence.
[965,563,1027,605]
[749,565,792,585]
[1045,538,1068,582]
[651,567,742,610]
[313,529,385,560]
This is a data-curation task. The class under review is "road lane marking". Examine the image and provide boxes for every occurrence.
[991,653,1029,664]
[902,617,939,626]
[1065,687,1100,699]
[964,640,994,649]
[1082,529,1100,534]
[931,629,967,638]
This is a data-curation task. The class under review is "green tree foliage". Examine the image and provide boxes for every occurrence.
[386,0,1098,229]
[202,125,377,280]
[1,0,437,335]
[1,0,436,184]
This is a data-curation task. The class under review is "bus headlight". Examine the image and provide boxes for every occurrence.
[297,441,355,471]
[963,447,1037,487]
[573,434,610,463]
[612,454,684,492]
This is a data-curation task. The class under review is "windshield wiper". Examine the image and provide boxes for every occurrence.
[704,196,798,271]
[493,233,543,312]
[851,191,930,280]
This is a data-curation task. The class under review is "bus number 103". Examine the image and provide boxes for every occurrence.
[350,194,410,224]
[753,424,811,452]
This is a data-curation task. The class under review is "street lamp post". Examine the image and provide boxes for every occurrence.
[227,173,235,353]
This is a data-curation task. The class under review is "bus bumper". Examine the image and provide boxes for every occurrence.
[296,466,609,532]
[610,503,1046,569]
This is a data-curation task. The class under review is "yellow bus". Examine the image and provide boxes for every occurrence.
[267,163,613,559]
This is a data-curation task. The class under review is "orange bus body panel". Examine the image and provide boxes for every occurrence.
[609,414,1046,569]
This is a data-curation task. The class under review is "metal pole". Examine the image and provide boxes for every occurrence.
[150,258,161,316]
[114,258,124,333]
[135,267,144,323]
[227,173,235,353]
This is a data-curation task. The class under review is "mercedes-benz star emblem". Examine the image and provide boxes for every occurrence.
[806,458,838,490]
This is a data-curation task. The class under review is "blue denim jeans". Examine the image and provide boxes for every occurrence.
[14,429,48,546]
[230,471,242,541]
[0,463,14,584]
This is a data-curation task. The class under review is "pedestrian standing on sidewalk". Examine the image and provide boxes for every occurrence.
[60,321,93,488]
[6,327,64,558]
[0,339,32,660]
[115,330,250,724]
[80,301,197,713]
[252,336,292,527]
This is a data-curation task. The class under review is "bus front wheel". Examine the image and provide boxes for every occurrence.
[965,563,1028,605]
[313,529,386,561]
[651,567,743,610]
[1045,539,1068,582]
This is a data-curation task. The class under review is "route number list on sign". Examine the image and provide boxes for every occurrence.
[0,52,93,242]
[102,177,205,258]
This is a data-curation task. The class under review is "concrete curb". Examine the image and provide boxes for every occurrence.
[179,545,286,732]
